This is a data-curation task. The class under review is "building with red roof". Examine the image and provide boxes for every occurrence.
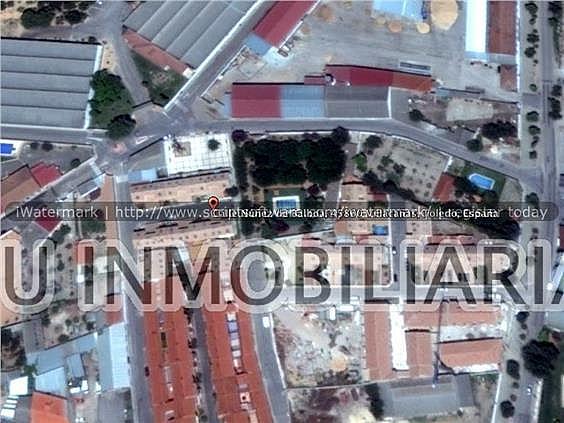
[432,173,456,202]
[231,84,281,118]
[30,392,70,423]
[252,1,316,48]
[30,162,62,187]
[123,29,189,75]
[487,1,516,55]
[204,304,272,422]
[143,301,198,422]
[35,214,61,233]
[325,64,433,92]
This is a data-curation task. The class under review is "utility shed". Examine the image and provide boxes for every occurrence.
[124,1,253,69]
[1,38,101,129]
[325,86,390,118]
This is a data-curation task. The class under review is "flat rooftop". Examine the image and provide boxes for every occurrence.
[124,1,253,69]
[1,38,101,129]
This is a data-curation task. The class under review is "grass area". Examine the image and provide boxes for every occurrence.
[538,336,563,423]
[132,52,186,107]
[460,163,506,196]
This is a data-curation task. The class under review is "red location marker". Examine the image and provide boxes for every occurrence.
[208,196,220,210]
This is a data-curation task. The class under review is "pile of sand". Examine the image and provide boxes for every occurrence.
[430,0,458,31]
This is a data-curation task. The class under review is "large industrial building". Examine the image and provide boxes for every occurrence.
[123,1,254,71]
[246,1,317,55]
[227,64,434,118]
[1,38,102,129]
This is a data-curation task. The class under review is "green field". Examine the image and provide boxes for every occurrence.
[132,53,186,107]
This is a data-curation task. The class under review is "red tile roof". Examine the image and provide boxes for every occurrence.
[432,173,456,202]
[406,331,434,378]
[231,84,281,118]
[30,392,70,423]
[325,65,433,92]
[204,306,272,422]
[404,302,500,329]
[30,162,62,187]
[123,28,189,75]
[253,1,316,47]
[487,1,516,55]
[364,307,395,380]
[143,293,198,422]
[35,213,61,233]
[439,338,503,368]
[1,166,42,214]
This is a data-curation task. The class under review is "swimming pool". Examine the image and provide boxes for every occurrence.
[273,195,300,210]
[468,173,495,190]
[0,143,14,156]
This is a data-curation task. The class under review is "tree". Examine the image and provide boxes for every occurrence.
[42,142,54,152]
[231,129,248,142]
[63,9,86,24]
[29,141,39,150]
[526,111,539,122]
[365,135,383,150]
[207,139,220,151]
[524,46,536,58]
[500,401,515,418]
[58,334,70,343]
[528,125,541,135]
[89,70,133,128]
[516,311,530,323]
[365,383,384,419]
[107,114,136,139]
[224,186,239,197]
[525,192,539,207]
[70,158,81,169]
[521,340,560,378]
[409,109,424,121]
[506,359,520,379]
[331,126,350,145]
[21,7,55,28]
[466,138,483,152]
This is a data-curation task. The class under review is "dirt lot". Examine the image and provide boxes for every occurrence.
[274,306,363,387]
[357,134,448,202]
[289,387,376,423]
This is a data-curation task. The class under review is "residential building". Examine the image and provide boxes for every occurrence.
[1,166,42,215]
[130,171,232,205]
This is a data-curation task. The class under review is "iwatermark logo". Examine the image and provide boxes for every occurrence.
[1,238,562,315]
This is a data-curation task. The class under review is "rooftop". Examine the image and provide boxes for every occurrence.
[124,1,253,69]
[1,38,101,128]
[252,1,316,47]
[439,338,503,369]
[1,165,42,215]
[30,392,70,423]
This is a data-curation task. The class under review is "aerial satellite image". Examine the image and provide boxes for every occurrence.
[0,0,563,422]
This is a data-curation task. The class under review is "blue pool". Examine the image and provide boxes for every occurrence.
[0,143,14,155]
[274,196,299,210]
[468,173,495,190]
[372,225,388,236]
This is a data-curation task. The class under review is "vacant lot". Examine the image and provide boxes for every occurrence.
[359,134,448,202]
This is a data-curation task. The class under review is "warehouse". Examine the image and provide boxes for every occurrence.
[124,1,254,70]
[228,83,390,119]
[325,86,390,118]
[247,0,317,55]
[1,38,102,129]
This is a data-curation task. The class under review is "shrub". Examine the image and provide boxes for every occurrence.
[63,9,86,25]
[506,359,520,379]
[521,339,560,378]
[500,401,515,418]
[41,142,54,152]
[526,111,539,122]
[409,109,424,121]
[207,139,220,151]
[466,138,483,152]
[528,125,541,135]
[107,114,136,139]
[365,135,383,150]
[21,7,55,28]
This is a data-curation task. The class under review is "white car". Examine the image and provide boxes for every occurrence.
[262,315,271,328]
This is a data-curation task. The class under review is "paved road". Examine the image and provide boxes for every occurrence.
[113,162,154,423]
[493,2,561,422]
[247,261,291,423]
